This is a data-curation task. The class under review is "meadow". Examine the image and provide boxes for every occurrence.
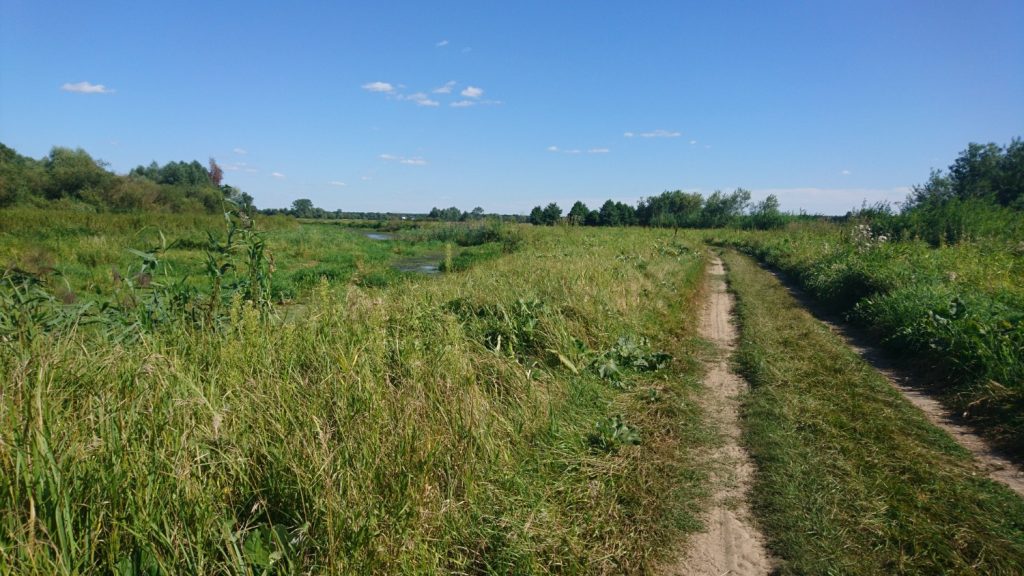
[1,210,713,574]
[3,207,1024,574]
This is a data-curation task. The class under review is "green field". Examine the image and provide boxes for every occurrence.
[1,211,715,574]
[3,207,1024,573]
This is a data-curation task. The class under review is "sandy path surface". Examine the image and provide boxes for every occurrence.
[662,257,774,575]
[765,269,1024,498]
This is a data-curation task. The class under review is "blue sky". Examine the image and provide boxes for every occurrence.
[1,1,1021,215]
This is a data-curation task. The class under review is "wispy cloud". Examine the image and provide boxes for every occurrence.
[271,172,286,179]
[433,80,457,94]
[361,176,373,181]
[366,79,496,109]
[436,39,449,47]
[624,129,681,138]
[548,145,607,155]
[233,147,248,155]
[328,181,346,187]
[401,92,440,107]
[841,169,852,175]
[61,81,114,94]
[361,81,395,93]
[689,140,697,145]
[380,154,428,166]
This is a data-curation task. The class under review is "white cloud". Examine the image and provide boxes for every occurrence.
[436,39,449,47]
[233,147,248,155]
[271,172,286,179]
[433,80,457,94]
[549,145,607,155]
[328,181,346,187]
[61,81,114,94]
[361,81,395,93]
[625,129,681,138]
[403,92,440,107]
[450,100,475,108]
[361,176,373,181]
[380,154,427,166]
[461,86,484,98]
[841,169,852,175]
[689,140,697,145]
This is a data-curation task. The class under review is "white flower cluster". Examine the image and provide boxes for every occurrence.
[851,223,888,250]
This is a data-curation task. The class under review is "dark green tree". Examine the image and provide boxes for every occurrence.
[567,201,590,225]
[529,205,544,225]
[291,198,315,218]
[748,194,785,230]
[43,146,111,200]
[541,202,563,225]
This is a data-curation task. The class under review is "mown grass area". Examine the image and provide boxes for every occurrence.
[722,250,1024,574]
[1,217,713,574]
[710,222,1024,457]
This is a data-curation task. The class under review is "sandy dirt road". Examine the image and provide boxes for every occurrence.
[661,257,773,575]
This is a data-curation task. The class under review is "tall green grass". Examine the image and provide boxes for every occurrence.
[723,250,1024,574]
[710,222,1024,455]
[1,222,712,574]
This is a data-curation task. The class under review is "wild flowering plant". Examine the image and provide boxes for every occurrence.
[851,223,888,252]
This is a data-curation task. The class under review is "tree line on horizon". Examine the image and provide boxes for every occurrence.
[528,188,788,230]
[0,143,255,214]
[2,139,1019,241]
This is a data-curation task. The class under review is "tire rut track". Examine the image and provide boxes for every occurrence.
[661,257,774,575]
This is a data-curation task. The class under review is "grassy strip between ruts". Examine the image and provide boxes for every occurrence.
[721,250,1024,575]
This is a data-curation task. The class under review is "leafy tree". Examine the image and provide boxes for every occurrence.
[599,200,621,226]
[208,158,224,187]
[748,194,785,230]
[597,200,635,226]
[541,202,563,225]
[638,190,703,228]
[291,198,315,218]
[907,138,1023,209]
[529,206,544,225]
[567,201,590,225]
[700,188,750,228]
[44,146,111,200]
[0,143,46,207]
